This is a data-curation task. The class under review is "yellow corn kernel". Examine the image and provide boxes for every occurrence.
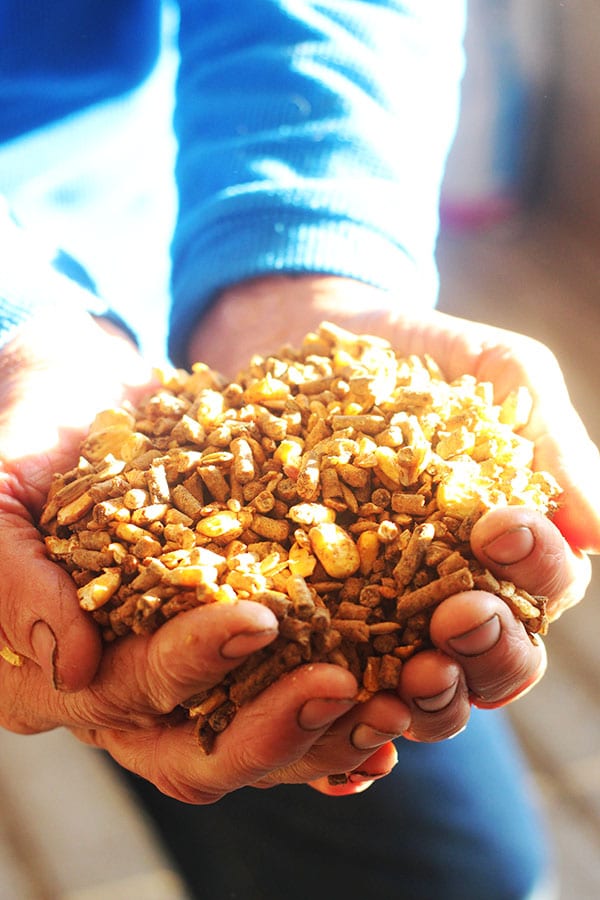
[288,542,317,578]
[243,374,290,404]
[374,445,402,485]
[356,530,380,576]
[163,565,220,587]
[273,439,304,479]
[214,584,237,603]
[0,646,25,667]
[196,510,245,540]
[77,568,121,611]
[436,479,485,519]
[343,400,366,416]
[308,522,360,579]
[81,426,135,463]
[287,502,335,526]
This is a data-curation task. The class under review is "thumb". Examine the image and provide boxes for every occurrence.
[0,510,101,691]
[470,506,591,621]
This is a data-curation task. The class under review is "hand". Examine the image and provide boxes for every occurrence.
[0,306,152,693]
[0,304,410,802]
[386,303,599,742]
[187,275,600,759]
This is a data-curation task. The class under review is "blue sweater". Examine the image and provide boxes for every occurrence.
[0,0,465,365]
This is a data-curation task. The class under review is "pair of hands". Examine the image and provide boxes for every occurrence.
[1,276,598,802]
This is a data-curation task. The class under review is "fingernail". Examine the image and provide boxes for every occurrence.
[298,698,355,731]
[351,724,399,751]
[482,526,535,565]
[414,679,459,712]
[30,621,58,688]
[448,614,501,657]
[220,627,278,659]
[348,769,391,784]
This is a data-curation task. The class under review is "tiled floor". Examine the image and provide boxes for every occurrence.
[1,211,600,898]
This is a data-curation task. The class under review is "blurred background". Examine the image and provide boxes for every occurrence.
[1,0,600,896]
[439,2,600,896]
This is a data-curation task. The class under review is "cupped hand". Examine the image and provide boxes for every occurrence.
[0,306,152,694]
[0,304,410,801]
[382,304,599,741]
[68,624,408,803]
[188,276,600,753]
[5,274,597,803]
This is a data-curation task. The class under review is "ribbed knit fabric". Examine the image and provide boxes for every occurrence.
[0,0,161,142]
[169,0,465,363]
[0,1,465,362]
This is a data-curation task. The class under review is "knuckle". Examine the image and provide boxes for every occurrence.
[150,734,226,805]
[143,638,213,715]
[228,738,274,783]
[153,769,225,805]
[548,552,592,617]
[408,709,469,743]
[470,643,540,704]
[69,683,152,730]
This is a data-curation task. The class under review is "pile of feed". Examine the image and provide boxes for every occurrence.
[41,322,560,751]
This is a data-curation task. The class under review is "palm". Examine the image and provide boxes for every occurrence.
[0,311,152,698]
[0,309,152,518]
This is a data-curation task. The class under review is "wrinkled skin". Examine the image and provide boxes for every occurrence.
[1,276,598,802]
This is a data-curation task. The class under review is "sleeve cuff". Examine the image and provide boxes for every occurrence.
[169,208,439,367]
[0,197,138,350]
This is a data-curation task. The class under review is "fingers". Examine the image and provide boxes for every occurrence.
[72,662,410,803]
[67,600,280,728]
[0,309,157,699]
[398,588,546,741]
[470,506,592,621]
[309,742,399,797]
[1,591,279,734]
[75,662,361,804]
[428,591,546,709]
[273,689,410,790]
[385,309,600,554]
[0,515,101,693]
[392,504,569,741]
[0,307,152,466]
[483,334,600,555]
[399,649,470,742]
[134,600,280,712]
[523,360,600,555]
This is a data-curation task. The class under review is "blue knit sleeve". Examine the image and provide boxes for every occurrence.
[169,0,466,364]
[0,198,138,349]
